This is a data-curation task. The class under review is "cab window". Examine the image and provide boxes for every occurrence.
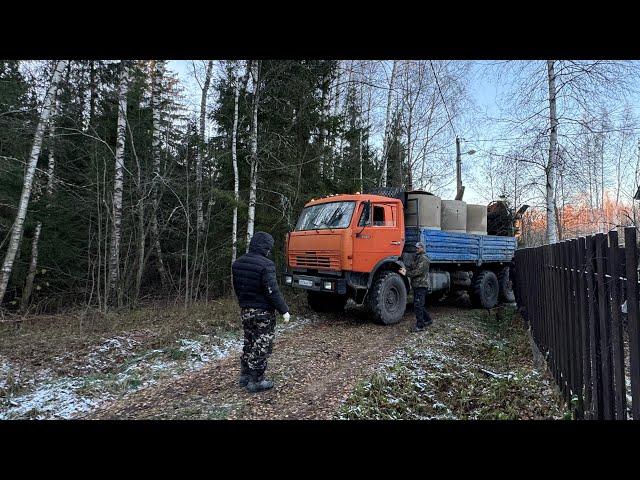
[357,204,397,227]
[372,206,385,226]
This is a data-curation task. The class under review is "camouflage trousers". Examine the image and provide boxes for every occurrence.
[240,308,276,376]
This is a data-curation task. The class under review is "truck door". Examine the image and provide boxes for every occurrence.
[352,202,404,273]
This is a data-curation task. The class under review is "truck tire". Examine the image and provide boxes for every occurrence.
[307,291,347,313]
[497,266,515,303]
[368,271,407,325]
[470,270,499,309]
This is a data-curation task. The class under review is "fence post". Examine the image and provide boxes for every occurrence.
[570,238,583,417]
[595,233,614,419]
[577,237,590,418]
[624,227,640,420]
[608,230,627,419]
[586,235,603,419]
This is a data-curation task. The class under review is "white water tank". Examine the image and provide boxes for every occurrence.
[405,193,441,229]
[466,204,488,235]
[441,200,467,233]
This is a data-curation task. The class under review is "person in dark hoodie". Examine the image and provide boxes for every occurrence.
[232,231,290,393]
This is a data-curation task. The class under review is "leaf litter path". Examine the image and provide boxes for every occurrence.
[88,306,476,420]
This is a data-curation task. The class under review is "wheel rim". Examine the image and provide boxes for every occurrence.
[385,285,400,313]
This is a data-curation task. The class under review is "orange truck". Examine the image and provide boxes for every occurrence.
[283,190,517,324]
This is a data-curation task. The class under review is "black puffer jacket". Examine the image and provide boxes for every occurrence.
[232,232,289,314]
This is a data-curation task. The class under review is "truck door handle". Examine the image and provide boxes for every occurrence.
[390,241,402,245]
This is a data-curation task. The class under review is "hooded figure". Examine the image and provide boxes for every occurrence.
[232,232,289,314]
[232,232,289,392]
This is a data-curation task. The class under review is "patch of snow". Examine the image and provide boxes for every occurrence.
[0,377,110,420]
[0,358,11,390]
[1,331,247,420]
[1,315,331,420]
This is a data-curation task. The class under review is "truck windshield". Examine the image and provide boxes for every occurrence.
[295,201,356,231]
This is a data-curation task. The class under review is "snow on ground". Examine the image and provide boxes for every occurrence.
[0,316,314,420]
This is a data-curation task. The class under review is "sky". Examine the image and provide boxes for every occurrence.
[165,60,639,207]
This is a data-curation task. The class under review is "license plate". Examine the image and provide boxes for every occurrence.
[298,279,313,287]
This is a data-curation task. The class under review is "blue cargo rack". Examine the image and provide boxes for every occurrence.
[405,227,516,265]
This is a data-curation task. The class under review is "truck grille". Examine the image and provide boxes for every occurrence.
[289,251,340,270]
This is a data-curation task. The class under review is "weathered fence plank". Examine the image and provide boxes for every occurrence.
[577,237,590,417]
[624,227,640,420]
[608,231,626,419]
[515,228,639,420]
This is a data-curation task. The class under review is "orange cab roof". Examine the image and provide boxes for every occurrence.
[305,193,402,207]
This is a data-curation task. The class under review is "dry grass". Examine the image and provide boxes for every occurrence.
[0,290,310,399]
[338,305,567,420]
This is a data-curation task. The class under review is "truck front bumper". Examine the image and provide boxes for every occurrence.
[283,272,347,295]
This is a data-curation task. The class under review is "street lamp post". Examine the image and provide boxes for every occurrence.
[455,136,475,201]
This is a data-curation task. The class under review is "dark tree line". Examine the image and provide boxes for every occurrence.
[0,60,398,313]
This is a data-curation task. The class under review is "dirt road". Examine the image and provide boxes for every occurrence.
[88,306,432,420]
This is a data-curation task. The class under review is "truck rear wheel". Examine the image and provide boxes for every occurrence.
[470,270,499,309]
[368,271,407,325]
[497,266,515,303]
[307,291,347,313]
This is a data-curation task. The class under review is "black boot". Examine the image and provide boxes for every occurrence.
[239,363,251,387]
[245,370,274,393]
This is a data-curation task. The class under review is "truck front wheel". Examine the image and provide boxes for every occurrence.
[368,271,407,325]
[307,291,347,313]
[470,270,499,309]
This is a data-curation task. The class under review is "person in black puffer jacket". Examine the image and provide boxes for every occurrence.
[232,231,290,393]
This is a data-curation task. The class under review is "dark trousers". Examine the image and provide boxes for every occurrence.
[413,287,432,327]
[240,308,276,377]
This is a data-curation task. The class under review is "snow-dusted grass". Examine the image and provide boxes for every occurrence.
[0,292,314,420]
[0,333,239,419]
[338,306,566,420]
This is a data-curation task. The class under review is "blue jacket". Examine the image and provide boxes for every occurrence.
[232,232,289,314]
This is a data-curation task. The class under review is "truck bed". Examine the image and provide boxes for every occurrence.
[405,227,516,265]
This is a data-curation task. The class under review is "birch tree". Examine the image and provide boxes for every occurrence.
[380,60,397,187]
[246,60,260,251]
[231,61,251,265]
[21,87,61,311]
[0,60,67,305]
[489,59,637,243]
[108,61,129,305]
[545,60,559,243]
[196,60,213,240]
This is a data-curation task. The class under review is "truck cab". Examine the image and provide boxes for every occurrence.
[285,193,409,324]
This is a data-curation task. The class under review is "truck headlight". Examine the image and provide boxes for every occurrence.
[285,275,293,285]
[323,281,333,290]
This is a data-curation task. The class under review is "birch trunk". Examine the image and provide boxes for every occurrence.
[546,60,559,244]
[319,68,331,178]
[196,60,213,239]
[21,88,61,311]
[190,60,214,300]
[150,61,168,289]
[21,222,42,312]
[330,63,342,181]
[89,61,96,129]
[359,130,363,191]
[231,62,250,265]
[406,106,414,190]
[0,60,67,306]
[246,61,260,251]
[380,60,397,187]
[108,61,129,304]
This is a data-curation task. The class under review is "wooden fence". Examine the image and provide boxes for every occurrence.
[514,227,640,419]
